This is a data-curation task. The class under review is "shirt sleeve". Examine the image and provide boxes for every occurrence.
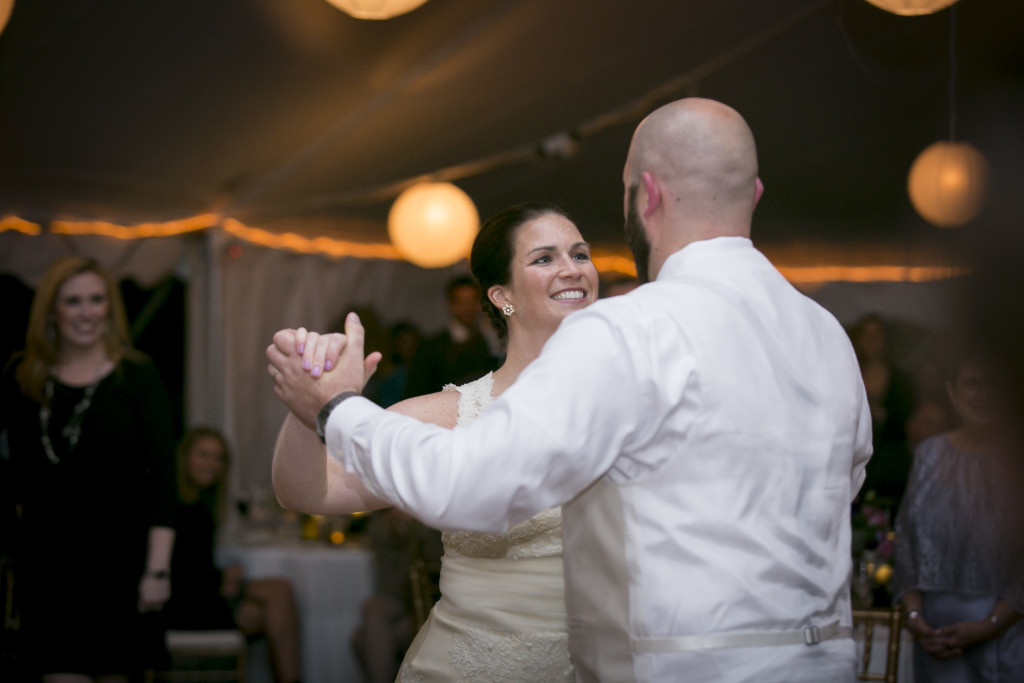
[327,310,649,533]
[850,379,874,501]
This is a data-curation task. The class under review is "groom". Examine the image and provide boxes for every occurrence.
[268,98,872,682]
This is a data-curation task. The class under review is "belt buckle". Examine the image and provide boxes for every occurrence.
[802,625,821,646]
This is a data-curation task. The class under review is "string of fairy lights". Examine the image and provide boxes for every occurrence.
[0,0,976,284]
[0,214,966,284]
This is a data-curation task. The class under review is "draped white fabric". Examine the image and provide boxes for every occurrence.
[0,231,190,288]
[804,279,964,330]
[218,234,459,500]
[1,228,961,515]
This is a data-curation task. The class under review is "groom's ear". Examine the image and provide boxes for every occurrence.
[641,171,662,220]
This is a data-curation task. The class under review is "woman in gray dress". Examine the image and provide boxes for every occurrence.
[893,349,1024,682]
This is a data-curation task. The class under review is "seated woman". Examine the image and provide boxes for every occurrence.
[164,427,302,683]
[893,349,1024,682]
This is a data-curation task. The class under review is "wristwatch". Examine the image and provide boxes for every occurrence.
[316,391,359,444]
[907,610,921,621]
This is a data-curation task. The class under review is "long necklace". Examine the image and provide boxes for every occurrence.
[39,374,101,465]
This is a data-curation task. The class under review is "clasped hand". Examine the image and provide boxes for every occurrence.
[265,312,382,430]
[138,574,170,612]
[908,615,998,660]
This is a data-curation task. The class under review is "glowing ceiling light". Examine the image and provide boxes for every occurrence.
[324,0,429,20]
[388,182,479,268]
[907,141,989,228]
[863,0,958,16]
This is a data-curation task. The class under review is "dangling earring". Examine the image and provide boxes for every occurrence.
[501,303,515,317]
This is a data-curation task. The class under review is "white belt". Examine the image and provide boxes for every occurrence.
[632,620,853,654]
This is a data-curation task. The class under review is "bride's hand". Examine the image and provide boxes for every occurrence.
[297,328,347,378]
[266,314,382,429]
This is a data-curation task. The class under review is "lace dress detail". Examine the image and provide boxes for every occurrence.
[440,374,563,561]
[446,627,572,682]
[397,372,573,682]
[893,434,1024,609]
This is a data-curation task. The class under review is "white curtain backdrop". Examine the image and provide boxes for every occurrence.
[2,229,964,513]
[805,279,965,331]
[0,230,189,288]
[213,230,461,505]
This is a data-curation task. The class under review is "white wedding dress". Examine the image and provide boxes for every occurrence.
[397,373,574,682]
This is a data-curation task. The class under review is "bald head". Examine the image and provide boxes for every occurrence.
[624,98,760,241]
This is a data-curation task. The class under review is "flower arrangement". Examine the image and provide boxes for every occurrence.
[852,490,896,606]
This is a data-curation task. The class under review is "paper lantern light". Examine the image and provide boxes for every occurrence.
[388,182,479,268]
[907,141,989,228]
[1,1,14,36]
[324,0,429,20]
[863,0,958,16]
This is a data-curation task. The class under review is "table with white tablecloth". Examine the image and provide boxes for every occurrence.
[216,541,374,683]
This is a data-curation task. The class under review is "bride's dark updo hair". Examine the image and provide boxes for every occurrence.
[470,201,570,340]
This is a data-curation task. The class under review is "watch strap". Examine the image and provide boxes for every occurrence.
[316,391,360,444]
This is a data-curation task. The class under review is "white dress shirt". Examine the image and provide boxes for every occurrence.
[329,236,872,682]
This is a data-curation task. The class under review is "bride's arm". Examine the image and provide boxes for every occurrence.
[272,391,459,515]
[272,412,387,514]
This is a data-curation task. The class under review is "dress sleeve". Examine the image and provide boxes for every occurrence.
[891,443,926,601]
[131,361,178,529]
[0,363,31,508]
[329,310,665,533]
[0,367,18,516]
[0,362,26,445]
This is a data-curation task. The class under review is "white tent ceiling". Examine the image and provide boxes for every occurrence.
[2,0,1021,497]
[1,0,1021,265]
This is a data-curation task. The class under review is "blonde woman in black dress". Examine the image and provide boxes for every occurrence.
[1,256,177,682]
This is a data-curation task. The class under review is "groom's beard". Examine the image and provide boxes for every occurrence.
[624,184,652,284]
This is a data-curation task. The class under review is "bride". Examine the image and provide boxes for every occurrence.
[270,201,600,680]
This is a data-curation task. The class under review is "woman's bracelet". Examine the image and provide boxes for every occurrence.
[145,568,171,580]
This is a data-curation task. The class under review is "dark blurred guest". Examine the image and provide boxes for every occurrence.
[165,426,301,683]
[373,322,421,408]
[335,308,388,406]
[851,313,917,504]
[905,396,954,451]
[350,508,442,683]
[893,349,1024,682]
[403,275,500,398]
[0,256,177,682]
[601,274,639,298]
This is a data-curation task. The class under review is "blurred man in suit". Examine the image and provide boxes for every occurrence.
[403,275,499,398]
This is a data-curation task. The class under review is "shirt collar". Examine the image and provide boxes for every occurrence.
[656,236,753,281]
